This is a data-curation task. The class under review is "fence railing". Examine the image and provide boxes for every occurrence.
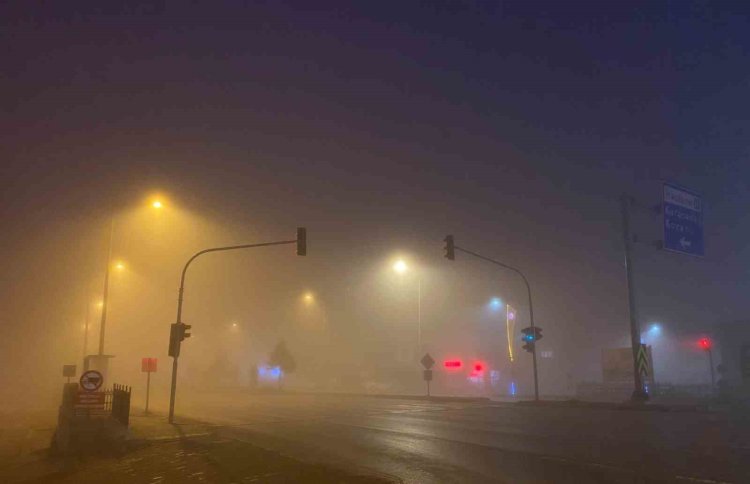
[112,384,131,427]
[67,384,132,427]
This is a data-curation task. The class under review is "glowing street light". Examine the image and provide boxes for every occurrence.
[302,291,315,304]
[642,323,662,344]
[489,297,503,311]
[97,193,171,358]
[393,259,408,274]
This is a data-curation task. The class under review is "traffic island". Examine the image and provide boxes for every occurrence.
[51,382,132,456]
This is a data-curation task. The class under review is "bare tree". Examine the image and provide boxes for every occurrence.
[269,340,296,389]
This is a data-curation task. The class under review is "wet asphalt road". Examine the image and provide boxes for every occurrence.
[172,391,750,483]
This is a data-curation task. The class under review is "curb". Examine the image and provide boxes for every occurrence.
[253,390,491,403]
[513,399,711,413]
[127,431,213,446]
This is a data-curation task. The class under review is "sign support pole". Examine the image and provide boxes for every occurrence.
[621,194,648,401]
[145,370,151,414]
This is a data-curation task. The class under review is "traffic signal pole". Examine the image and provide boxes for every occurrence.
[451,245,540,401]
[707,347,715,392]
[168,230,305,424]
[621,195,648,402]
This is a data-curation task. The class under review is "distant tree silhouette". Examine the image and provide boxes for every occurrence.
[269,340,296,388]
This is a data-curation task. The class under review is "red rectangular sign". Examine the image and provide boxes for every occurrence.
[141,357,157,373]
[74,391,105,408]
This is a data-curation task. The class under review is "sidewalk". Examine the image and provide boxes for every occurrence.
[1,409,392,483]
[127,410,215,445]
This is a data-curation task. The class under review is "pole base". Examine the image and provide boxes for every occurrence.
[630,389,649,402]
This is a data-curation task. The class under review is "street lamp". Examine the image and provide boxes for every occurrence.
[96,198,164,358]
[489,297,503,311]
[392,259,422,351]
[303,291,315,304]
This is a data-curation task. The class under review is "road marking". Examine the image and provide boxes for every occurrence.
[674,477,733,484]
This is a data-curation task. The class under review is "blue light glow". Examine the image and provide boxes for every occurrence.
[649,324,661,334]
[510,381,517,396]
[489,297,503,310]
[258,365,283,381]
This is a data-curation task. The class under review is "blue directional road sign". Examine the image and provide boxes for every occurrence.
[663,183,703,257]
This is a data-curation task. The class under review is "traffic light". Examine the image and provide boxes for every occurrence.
[444,235,455,260]
[699,337,712,350]
[296,227,307,256]
[168,322,192,358]
[521,326,535,353]
[533,326,543,342]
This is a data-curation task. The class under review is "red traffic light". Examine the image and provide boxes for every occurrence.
[469,361,486,377]
[699,337,712,350]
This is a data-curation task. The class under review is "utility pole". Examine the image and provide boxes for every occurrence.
[621,194,648,401]
[168,228,307,423]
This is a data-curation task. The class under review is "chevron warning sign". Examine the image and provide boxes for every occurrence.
[636,344,650,377]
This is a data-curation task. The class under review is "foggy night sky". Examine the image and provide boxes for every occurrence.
[2,1,750,396]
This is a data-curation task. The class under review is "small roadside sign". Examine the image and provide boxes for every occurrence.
[637,344,650,377]
[141,357,157,373]
[423,369,433,381]
[663,183,704,257]
[74,390,105,409]
[141,357,157,414]
[420,353,435,370]
[79,370,104,392]
[62,365,76,378]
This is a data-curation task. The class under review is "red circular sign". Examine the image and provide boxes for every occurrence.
[79,370,104,392]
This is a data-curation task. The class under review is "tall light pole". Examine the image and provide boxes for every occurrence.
[82,300,91,362]
[96,198,163,357]
[97,218,114,356]
[392,259,422,351]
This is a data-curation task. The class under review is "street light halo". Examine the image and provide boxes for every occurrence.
[393,259,408,274]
